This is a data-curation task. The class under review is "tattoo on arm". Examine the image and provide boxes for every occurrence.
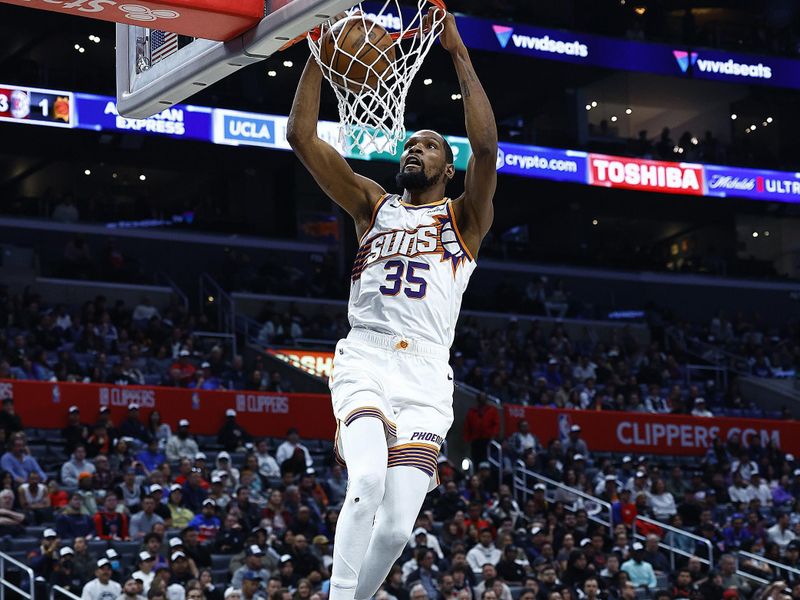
[459,70,476,98]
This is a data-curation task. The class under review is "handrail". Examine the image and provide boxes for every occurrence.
[156,271,189,310]
[487,440,503,485]
[737,549,800,583]
[632,514,714,570]
[200,273,236,344]
[0,550,34,600]
[51,585,82,600]
[513,464,613,528]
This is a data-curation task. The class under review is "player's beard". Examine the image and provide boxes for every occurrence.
[396,165,444,191]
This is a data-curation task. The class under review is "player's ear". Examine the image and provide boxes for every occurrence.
[445,164,456,181]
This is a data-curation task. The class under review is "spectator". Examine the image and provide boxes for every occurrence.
[137,438,166,473]
[255,440,280,480]
[181,526,212,569]
[187,499,221,542]
[464,393,500,463]
[18,469,51,524]
[621,542,657,590]
[133,297,161,323]
[56,492,96,539]
[231,545,271,589]
[564,425,589,458]
[167,485,195,529]
[218,410,253,452]
[0,398,23,438]
[94,492,129,540]
[50,546,84,595]
[767,512,796,555]
[120,404,151,443]
[116,467,145,514]
[29,528,61,581]
[406,549,439,599]
[62,406,90,455]
[719,554,752,596]
[132,553,158,593]
[690,398,714,417]
[130,495,165,540]
[466,528,501,574]
[275,429,313,472]
[648,479,677,521]
[81,559,122,600]
[166,420,199,462]
[509,421,538,456]
[170,350,197,387]
[642,534,669,573]
[147,411,171,451]
[2,434,47,483]
[495,544,526,584]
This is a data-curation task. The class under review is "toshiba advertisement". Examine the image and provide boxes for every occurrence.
[588,154,705,196]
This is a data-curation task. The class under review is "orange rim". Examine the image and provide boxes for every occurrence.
[279,0,447,51]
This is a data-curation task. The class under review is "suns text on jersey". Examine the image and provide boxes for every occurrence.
[363,226,439,265]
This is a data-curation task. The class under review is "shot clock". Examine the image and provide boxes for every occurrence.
[0,84,74,128]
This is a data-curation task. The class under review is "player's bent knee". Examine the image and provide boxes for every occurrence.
[379,522,412,551]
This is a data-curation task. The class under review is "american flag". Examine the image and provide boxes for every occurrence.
[150,29,178,64]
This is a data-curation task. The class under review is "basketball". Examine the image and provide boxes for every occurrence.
[319,15,397,93]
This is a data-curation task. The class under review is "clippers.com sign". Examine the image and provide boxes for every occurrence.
[589,154,705,196]
[0,0,265,40]
[504,406,800,456]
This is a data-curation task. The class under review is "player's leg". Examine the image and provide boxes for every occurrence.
[353,465,431,600]
[329,415,389,600]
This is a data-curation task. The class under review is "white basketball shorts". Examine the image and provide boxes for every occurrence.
[329,328,454,491]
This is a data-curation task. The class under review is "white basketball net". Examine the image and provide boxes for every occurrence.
[308,0,446,155]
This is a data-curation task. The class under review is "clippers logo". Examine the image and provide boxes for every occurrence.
[119,4,179,21]
[410,431,445,446]
[492,25,514,49]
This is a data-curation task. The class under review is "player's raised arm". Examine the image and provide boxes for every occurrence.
[439,12,498,250]
[287,56,385,233]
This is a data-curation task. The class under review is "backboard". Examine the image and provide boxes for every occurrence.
[116,0,360,119]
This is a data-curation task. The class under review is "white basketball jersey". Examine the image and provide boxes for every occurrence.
[348,194,477,348]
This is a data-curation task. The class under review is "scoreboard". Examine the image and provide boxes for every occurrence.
[0,84,74,128]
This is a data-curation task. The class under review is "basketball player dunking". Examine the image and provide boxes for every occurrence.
[287,11,497,600]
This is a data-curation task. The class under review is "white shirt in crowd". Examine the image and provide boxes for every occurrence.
[728,484,756,505]
[131,571,155,593]
[647,492,677,520]
[82,578,121,600]
[408,531,444,559]
[767,524,796,553]
[276,441,313,468]
[466,543,502,574]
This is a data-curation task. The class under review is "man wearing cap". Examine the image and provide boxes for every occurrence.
[30,527,61,580]
[232,545,271,590]
[62,445,97,488]
[189,362,224,391]
[564,425,589,459]
[167,485,195,529]
[118,577,146,600]
[131,552,157,593]
[94,492,129,540]
[62,406,90,455]
[169,350,196,387]
[81,559,122,600]
[241,572,267,600]
[50,546,84,594]
[57,491,96,539]
[183,468,210,513]
[118,404,150,444]
[166,420,199,462]
[169,550,196,586]
[130,495,165,540]
[464,393,500,464]
[621,542,656,590]
[217,409,253,453]
[312,535,333,572]
[188,499,222,542]
[154,563,186,600]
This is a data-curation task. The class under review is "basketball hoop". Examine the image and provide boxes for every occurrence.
[305,0,447,155]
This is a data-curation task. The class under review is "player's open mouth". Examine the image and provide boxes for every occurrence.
[404,157,423,170]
